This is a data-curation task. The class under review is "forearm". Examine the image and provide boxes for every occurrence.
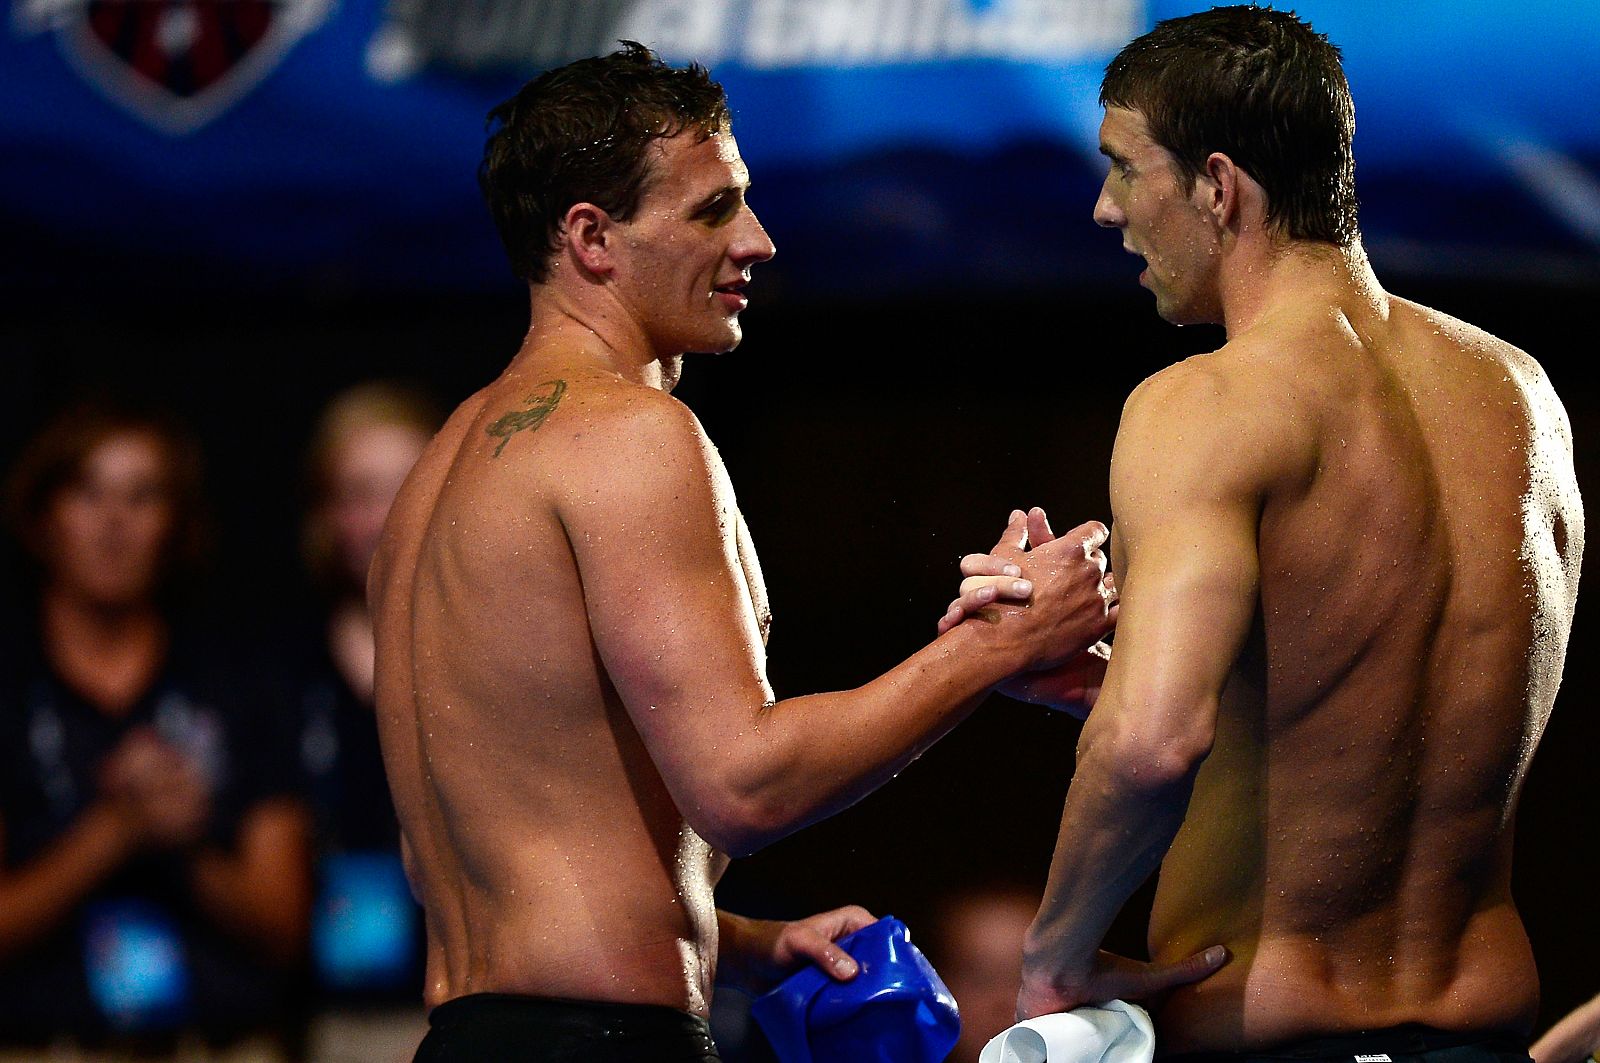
[715,909,761,990]
[713,619,1024,853]
[0,803,138,956]
[1025,704,1202,980]
[715,905,873,996]
[186,799,312,965]
[188,852,308,963]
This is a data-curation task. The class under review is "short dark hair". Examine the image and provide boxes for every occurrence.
[1101,5,1358,246]
[479,41,732,284]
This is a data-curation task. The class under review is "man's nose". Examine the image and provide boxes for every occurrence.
[734,209,776,265]
[1093,180,1124,229]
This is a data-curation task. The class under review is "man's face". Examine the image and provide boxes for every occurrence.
[324,421,430,590]
[42,431,175,609]
[610,127,776,356]
[1093,106,1223,326]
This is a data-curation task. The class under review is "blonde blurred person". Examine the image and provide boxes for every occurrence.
[293,383,441,1063]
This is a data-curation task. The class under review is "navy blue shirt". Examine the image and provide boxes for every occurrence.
[278,621,424,1006]
[0,621,303,1045]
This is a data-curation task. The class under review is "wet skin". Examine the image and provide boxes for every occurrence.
[369,129,1117,1014]
[1016,107,1583,1052]
[1132,295,1580,1051]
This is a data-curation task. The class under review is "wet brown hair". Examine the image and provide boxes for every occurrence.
[1101,5,1358,246]
[479,41,732,284]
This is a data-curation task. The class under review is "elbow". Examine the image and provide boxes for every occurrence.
[1081,695,1215,795]
[681,776,804,858]
[697,823,766,860]
[686,811,765,859]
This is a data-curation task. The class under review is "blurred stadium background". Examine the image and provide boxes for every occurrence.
[4,0,1598,1050]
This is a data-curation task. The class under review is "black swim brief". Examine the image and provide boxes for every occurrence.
[413,993,721,1062]
[1162,1025,1530,1063]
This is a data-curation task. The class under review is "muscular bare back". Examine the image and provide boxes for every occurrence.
[370,362,748,1015]
[1143,295,1582,1049]
[368,336,1102,1023]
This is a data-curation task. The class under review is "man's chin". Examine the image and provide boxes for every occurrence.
[686,324,744,355]
[1150,288,1197,327]
[1154,297,1223,328]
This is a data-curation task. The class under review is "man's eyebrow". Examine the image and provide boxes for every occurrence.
[691,183,747,214]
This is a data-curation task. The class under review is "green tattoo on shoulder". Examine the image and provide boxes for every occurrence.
[487,379,568,458]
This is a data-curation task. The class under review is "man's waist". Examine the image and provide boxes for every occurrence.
[428,993,712,1036]
[1160,1025,1528,1063]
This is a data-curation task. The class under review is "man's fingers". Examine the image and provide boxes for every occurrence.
[828,905,877,935]
[1027,507,1057,546]
[1064,519,1110,555]
[1140,945,1229,995]
[960,552,1022,578]
[937,574,1033,636]
[789,926,859,980]
[1101,571,1118,608]
[959,575,1033,601]
[990,509,1030,554]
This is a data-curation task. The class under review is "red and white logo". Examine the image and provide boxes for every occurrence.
[14,0,336,135]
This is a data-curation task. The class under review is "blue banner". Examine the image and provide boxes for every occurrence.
[3,0,1597,295]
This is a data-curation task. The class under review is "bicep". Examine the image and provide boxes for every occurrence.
[1107,498,1258,717]
[1099,368,1267,729]
[563,409,772,779]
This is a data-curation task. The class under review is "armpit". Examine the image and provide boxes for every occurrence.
[734,509,772,645]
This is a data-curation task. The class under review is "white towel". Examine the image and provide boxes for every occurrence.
[979,999,1155,1063]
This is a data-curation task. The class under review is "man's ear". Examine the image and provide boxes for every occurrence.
[563,202,615,277]
[1201,151,1240,230]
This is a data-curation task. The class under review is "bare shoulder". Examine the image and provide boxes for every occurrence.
[1395,296,1572,429]
[1123,350,1238,424]
[1118,344,1316,502]
[1124,334,1308,419]
[558,379,723,494]
[467,371,725,497]
[475,376,741,556]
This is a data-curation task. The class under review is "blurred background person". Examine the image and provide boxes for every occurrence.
[922,881,1040,1063]
[290,382,442,1063]
[0,400,313,1062]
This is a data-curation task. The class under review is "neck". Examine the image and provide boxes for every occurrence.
[1218,237,1384,338]
[42,588,163,650]
[521,282,683,392]
[328,596,377,704]
[41,588,167,714]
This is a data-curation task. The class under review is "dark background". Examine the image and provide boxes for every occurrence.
[2,264,1595,1032]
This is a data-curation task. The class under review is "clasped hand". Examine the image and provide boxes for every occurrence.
[938,507,1117,718]
[99,726,213,850]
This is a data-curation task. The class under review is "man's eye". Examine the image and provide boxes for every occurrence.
[699,196,741,224]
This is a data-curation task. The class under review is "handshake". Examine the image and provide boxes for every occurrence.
[936,507,1118,719]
